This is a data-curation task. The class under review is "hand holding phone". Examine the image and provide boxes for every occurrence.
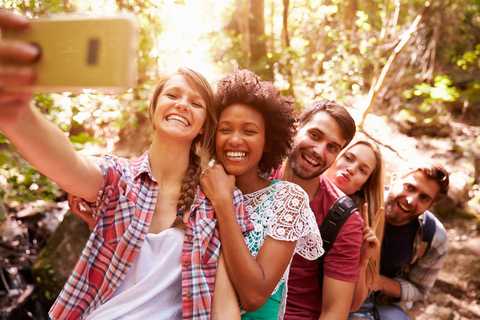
[0,10,38,130]
[0,10,39,88]
[2,13,139,93]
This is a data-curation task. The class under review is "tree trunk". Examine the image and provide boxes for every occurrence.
[343,0,358,31]
[249,0,273,80]
[281,0,294,96]
[474,155,480,184]
[269,0,275,53]
[282,0,290,47]
[33,213,90,303]
[0,199,6,222]
[225,0,251,66]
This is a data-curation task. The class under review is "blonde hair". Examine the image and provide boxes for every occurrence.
[340,138,385,285]
[149,68,216,219]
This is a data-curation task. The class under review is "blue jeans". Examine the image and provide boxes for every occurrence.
[376,305,410,320]
[349,296,410,320]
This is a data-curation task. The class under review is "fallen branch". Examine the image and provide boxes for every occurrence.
[444,294,480,319]
[359,129,406,161]
[359,5,430,128]
[434,278,466,300]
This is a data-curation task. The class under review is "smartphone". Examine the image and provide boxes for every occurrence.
[3,14,139,93]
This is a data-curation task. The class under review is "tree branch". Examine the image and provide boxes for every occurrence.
[359,5,431,129]
[359,129,406,161]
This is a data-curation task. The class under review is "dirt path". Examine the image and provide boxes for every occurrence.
[411,219,480,319]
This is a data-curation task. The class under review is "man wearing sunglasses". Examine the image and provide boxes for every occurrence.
[352,163,449,320]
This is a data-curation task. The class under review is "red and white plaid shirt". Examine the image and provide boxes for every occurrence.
[49,153,252,319]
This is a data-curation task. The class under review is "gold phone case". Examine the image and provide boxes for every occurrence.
[3,15,138,93]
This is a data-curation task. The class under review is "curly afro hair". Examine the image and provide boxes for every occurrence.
[215,69,295,175]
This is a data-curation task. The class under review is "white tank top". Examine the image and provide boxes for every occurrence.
[86,228,184,320]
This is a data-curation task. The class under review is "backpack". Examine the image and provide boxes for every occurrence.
[318,196,357,284]
[410,211,436,265]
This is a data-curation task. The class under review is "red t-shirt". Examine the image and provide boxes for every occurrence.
[284,175,363,320]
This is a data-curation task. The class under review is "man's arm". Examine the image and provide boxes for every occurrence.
[372,275,401,298]
[373,218,448,302]
[350,260,371,311]
[319,210,364,319]
[398,221,448,302]
[319,276,355,320]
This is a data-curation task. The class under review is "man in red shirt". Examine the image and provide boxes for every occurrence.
[278,100,363,320]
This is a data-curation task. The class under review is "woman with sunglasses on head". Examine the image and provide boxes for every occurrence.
[200,70,323,320]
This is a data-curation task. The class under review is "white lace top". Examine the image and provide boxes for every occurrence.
[243,180,324,296]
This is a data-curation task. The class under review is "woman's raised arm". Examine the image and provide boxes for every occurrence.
[0,10,103,201]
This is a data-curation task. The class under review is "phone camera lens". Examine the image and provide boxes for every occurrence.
[87,38,100,65]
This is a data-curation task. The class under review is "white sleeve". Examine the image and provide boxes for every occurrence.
[266,182,324,260]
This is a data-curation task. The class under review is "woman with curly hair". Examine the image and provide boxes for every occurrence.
[201,70,323,319]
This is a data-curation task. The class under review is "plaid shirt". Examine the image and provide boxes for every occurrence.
[396,211,448,303]
[49,153,253,319]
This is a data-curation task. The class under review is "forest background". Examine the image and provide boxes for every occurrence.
[0,0,479,319]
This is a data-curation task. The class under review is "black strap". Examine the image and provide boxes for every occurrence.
[421,211,436,254]
[320,196,357,255]
[317,196,357,287]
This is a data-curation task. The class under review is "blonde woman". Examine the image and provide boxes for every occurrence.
[324,138,385,310]
[0,11,245,319]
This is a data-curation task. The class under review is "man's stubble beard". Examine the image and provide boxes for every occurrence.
[287,148,328,180]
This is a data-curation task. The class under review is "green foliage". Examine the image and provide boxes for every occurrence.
[213,0,395,105]
[404,75,460,104]
[211,30,251,71]
[0,0,74,15]
[456,44,480,70]
[388,0,480,133]
[398,76,460,135]
[0,139,61,204]
[213,0,479,129]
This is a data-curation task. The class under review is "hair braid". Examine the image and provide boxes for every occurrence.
[176,150,202,216]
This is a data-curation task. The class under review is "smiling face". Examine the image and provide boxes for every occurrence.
[215,103,266,181]
[325,143,377,195]
[288,111,346,180]
[152,74,207,143]
[385,170,440,225]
